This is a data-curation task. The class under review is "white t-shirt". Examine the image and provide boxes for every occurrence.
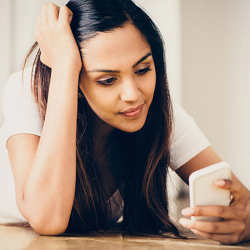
[0,69,210,224]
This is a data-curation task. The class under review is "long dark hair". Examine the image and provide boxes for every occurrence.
[23,0,181,237]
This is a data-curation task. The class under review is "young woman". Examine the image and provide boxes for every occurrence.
[1,0,250,244]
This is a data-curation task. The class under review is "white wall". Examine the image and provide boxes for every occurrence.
[0,1,12,102]
[181,0,250,188]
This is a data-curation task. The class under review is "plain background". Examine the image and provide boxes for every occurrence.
[0,0,249,191]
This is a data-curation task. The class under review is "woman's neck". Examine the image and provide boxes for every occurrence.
[92,115,113,148]
[91,116,119,198]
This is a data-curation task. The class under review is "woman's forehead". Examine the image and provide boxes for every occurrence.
[80,23,151,70]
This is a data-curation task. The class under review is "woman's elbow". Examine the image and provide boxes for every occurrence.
[29,216,68,235]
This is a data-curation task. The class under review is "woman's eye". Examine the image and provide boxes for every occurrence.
[135,67,152,76]
[97,77,117,85]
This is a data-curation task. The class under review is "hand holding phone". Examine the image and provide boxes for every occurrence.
[189,161,232,221]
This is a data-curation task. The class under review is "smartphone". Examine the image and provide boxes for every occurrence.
[189,161,232,221]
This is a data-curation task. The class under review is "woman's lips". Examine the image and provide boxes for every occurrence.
[120,104,144,117]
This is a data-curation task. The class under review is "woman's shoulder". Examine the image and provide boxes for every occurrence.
[170,102,210,170]
[1,67,42,136]
[2,67,34,101]
[1,67,40,120]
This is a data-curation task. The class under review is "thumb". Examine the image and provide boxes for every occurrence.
[59,5,73,24]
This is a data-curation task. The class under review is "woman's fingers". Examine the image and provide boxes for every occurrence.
[181,174,250,244]
[47,3,60,23]
[40,3,49,25]
[190,229,241,245]
[181,205,248,220]
[35,2,61,67]
[34,2,81,70]
[179,218,245,234]
[58,5,73,24]
[40,2,58,24]
[215,174,249,205]
[36,3,69,31]
[215,174,246,194]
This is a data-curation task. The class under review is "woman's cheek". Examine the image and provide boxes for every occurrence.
[145,77,156,102]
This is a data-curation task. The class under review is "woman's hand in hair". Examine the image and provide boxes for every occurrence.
[179,174,250,245]
[35,2,82,72]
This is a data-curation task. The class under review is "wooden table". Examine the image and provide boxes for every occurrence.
[1,224,250,250]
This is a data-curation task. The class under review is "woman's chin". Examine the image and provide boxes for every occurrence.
[115,120,146,133]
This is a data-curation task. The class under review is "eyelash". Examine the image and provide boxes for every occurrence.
[96,67,152,86]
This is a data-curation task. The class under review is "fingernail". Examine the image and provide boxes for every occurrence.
[181,207,194,216]
[215,180,226,186]
[179,218,192,227]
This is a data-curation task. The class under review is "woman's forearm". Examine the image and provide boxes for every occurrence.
[21,67,79,234]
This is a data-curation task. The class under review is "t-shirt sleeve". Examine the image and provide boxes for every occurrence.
[169,103,211,171]
[0,70,42,150]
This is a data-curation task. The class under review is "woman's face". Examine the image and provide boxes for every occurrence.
[79,22,156,133]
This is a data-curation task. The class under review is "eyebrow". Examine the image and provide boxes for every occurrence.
[87,52,152,73]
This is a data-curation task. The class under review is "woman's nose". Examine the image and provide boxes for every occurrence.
[120,78,141,102]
